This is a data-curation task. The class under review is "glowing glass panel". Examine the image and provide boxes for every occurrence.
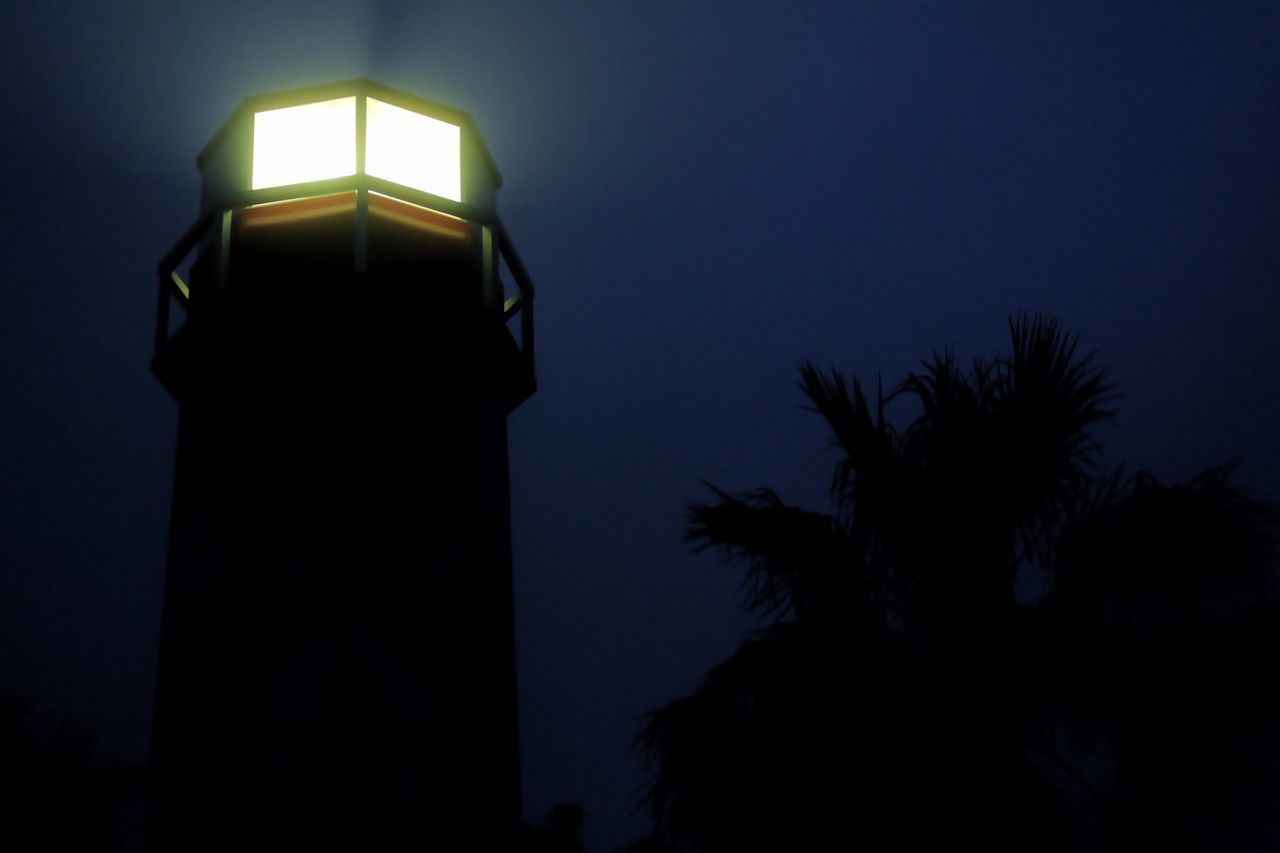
[252,97,356,190]
[365,98,461,202]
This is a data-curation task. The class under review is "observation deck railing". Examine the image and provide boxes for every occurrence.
[155,175,535,377]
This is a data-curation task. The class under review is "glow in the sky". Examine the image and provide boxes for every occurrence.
[252,97,356,190]
[365,98,461,202]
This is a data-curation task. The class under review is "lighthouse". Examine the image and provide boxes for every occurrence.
[147,79,535,851]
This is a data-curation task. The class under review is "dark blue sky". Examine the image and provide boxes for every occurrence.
[2,3,1279,850]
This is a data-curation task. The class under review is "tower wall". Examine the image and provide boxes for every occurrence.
[148,210,527,851]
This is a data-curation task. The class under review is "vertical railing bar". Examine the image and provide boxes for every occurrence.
[481,225,500,309]
[216,209,232,291]
[354,96,369,274]
[496,224,536,374]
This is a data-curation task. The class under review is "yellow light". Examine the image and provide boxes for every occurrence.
[252,97,356,190]
[365,98,461,202]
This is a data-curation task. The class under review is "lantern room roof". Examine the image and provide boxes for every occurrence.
[195,78,503,189]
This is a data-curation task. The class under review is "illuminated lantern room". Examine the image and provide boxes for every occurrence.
[157,78,535,405]
[198,80,500,212]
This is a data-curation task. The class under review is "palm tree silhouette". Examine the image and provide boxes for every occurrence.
[630,315,1278,852]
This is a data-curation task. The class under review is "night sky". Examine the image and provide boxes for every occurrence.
[2,3,1279,850]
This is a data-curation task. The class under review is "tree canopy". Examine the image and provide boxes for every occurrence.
[630,315,1280,852]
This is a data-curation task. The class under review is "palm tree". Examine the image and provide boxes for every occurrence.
[631,315,1278,852]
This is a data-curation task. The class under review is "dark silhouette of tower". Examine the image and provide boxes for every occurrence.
[147,80,536,851]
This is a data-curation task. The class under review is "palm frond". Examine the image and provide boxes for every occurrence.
[998,313,1115,473]
[686,485,852,620]
[797,362,895,513]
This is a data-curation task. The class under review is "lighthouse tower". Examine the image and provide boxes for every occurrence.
[147,80,535,851]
